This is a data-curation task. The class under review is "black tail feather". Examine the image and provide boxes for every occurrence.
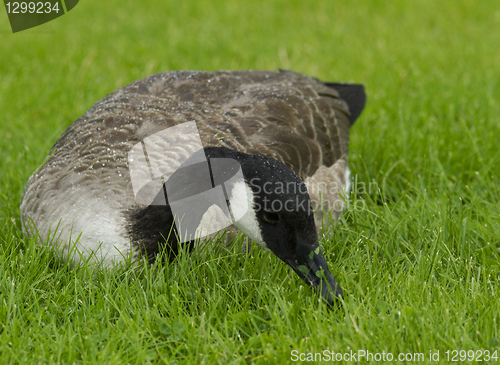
[325,83,366,126]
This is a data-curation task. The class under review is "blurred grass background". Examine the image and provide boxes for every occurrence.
[1,0,500,363]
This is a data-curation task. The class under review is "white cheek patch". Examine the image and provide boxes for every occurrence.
[228,181,266,248]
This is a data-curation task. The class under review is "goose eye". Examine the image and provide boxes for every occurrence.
[262,210,280,224]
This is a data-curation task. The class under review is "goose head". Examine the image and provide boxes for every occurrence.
[194,147,343,304]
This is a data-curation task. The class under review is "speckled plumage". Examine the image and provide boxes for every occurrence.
[20,70,363,265]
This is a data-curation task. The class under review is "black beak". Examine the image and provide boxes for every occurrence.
[285,243,343,305]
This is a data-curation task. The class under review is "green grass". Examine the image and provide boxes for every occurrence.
[1,0,500,363]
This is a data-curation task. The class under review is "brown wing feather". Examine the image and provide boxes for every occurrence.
[154,72,343,169]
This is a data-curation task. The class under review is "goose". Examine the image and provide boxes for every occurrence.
[20,70,365,305]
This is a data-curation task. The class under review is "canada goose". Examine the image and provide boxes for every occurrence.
[20,70,365,305]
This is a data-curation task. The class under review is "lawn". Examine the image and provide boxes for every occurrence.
[1,0,500,363]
